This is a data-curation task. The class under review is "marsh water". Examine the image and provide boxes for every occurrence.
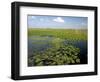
[28,36,87,64]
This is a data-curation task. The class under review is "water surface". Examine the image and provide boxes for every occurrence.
[28,36,87,64]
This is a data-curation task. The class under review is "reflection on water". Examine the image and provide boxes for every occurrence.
[28,36,87,64]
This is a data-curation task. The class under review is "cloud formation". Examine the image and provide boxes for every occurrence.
[53,17,64,23]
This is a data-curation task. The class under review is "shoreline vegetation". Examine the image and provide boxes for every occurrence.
[28,28,87,66]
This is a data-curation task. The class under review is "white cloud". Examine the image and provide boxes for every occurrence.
[53,17,64,23]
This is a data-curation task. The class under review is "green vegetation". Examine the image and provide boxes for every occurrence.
[28,44,80,66]
[28,28,87,66]
[28,28,87,41]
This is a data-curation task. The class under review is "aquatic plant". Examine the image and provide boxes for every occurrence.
[28,44,80,66]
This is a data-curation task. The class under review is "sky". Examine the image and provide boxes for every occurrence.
[28,15,88,29]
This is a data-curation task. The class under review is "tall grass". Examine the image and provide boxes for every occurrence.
[28,28,87,41]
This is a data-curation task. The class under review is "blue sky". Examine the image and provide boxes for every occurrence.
[28,15,88,29]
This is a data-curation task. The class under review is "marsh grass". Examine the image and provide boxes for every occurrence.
[28,28,87,41]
